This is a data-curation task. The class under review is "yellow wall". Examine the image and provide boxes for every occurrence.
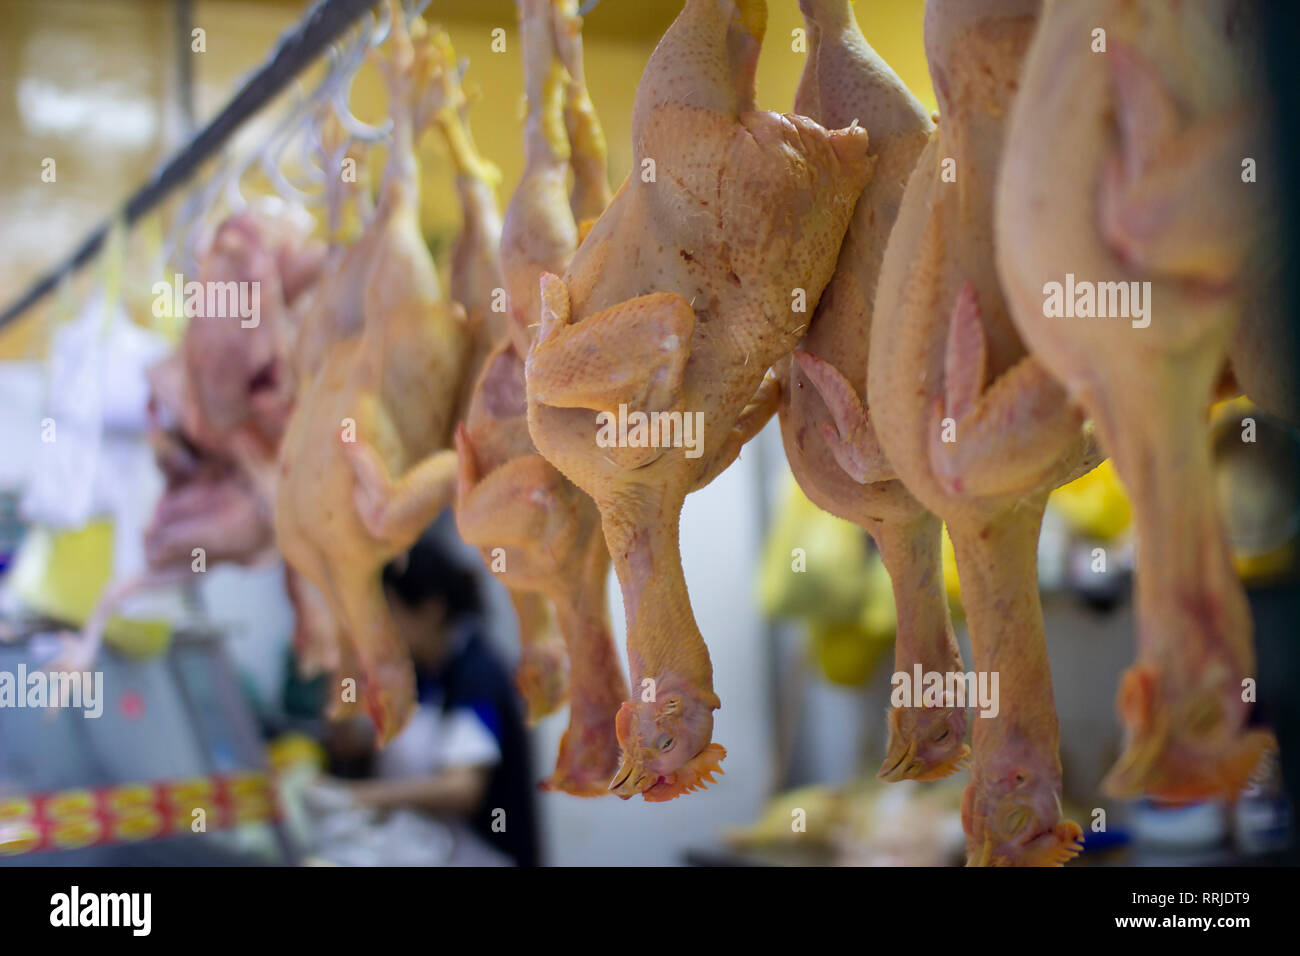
[0,0,930,357]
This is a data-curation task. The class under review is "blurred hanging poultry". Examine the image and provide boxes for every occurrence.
[456,0,628,796]
[56,354,280,669]
[55,205,327,670]
[869,0,1100,865]
[181,205,326,489]
[995,0,1276,800]
[274,120,381,681]
[433,36,508,422]
[525,0,871,801]
[451,0,571,718]
[275,13,473,743]
[141,356,275,572]
[775,0,969,782]
[291,115,383,386]
[185,201,351,680]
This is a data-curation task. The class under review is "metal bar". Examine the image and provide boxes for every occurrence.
[0,0,382,330]
[175,0,196,136]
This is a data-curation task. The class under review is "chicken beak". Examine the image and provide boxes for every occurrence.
[877,736,916,782]
[609,754,653,799]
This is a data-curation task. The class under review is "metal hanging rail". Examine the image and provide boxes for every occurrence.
[0,0,383,330]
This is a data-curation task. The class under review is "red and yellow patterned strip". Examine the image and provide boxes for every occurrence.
[0,772,279,858]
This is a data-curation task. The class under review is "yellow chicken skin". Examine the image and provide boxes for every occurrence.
[429,26,508,424]
[776,0,968,783]
[525,0,871,801]
[290,124,384,387]
[455,0,627,795]
[995,0,1275,801]
[275,18,472,744]
[869,0,1098,865]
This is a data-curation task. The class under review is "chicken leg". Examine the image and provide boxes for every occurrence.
[425,27,509,420]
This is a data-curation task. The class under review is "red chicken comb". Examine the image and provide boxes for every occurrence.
[643,743,727,803]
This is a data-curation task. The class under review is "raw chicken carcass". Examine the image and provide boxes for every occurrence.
[995,0,1276,800]
[54,203,325,671]
[143,356,276,570]
[290,124,383,385]
[55,353,281,670]
[525,0,871,800]
[458,0,576,725]
[182,204,323,469]
[777,0,968,782]
[275,18,472,743]
[425,30,509,421]
[499,0,610,360]
[456,0,626,795]
[176,208,337,673]
[869,0,1098,865]
[182,207,341,677]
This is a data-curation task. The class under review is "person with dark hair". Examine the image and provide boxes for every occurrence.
[328,524,540,867]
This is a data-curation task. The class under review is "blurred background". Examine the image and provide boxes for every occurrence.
[0,0,1296,867]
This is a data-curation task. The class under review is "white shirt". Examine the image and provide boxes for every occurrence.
[373,691,501,780]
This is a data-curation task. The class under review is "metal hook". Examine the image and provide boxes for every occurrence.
[317,9,393,143]
[222,156,250,213]
[169,162,229,276]
[329,85,393,142]
[369,1,395,48]
[300,111,329,179]
[162,0,424,272]
[261,131,315,206]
